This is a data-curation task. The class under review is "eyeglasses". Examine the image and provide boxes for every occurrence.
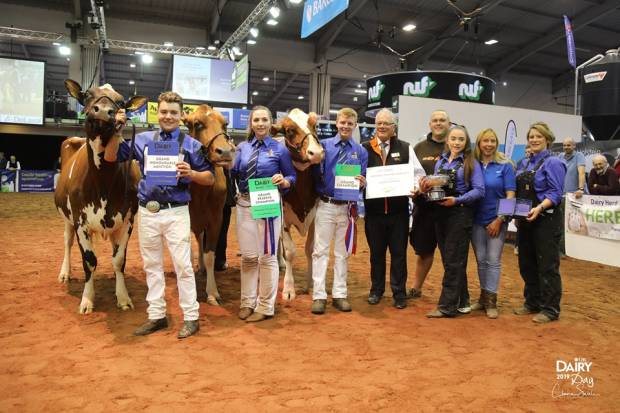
[376,122,394,127]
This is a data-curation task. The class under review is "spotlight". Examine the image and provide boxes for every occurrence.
[298,95,304,100]
[142,54,153,64]
[252,91,259,96]
[207,45,217,51]
[262,76,269,82]
[484,39,498,45]
[402,23,416,32]
[130,63,136,68]
[129,80,135,85]
[52,42,61,46]
[247,39,257,45]
[196,46,205,51]
[163,41,174,47]
[269,6,280,18]
[290,0,302,4]
[502,81,508,86]
[267,19,278,26]
[249,27,259,38]
[59,45,71,56]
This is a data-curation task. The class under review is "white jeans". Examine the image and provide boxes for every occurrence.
[311,200,350,300]
[138,206,199,321]
[236,203,281,316]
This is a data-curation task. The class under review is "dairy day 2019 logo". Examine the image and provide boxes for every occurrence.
[552,357,598,398]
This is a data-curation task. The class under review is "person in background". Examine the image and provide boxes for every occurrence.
[588,154,619,195]
[363,108,424,310]
[514,121,566,323]
[310,107,367,315]
[613,152,620,178]
[215,170,236,271]
[0,152,7,169]
[7,155,20,170]
[557,137,586,256]
[471,129,516,319]
[408,110,450,299]
[232,106,296,323]
[421,125,485,318]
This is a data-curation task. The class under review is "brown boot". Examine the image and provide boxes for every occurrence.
[470,290,486,311]
[485,291,498,319]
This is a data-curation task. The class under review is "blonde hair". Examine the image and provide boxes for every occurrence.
[527,121,556,145]
[474,128,509,163]
[337,107,357,122]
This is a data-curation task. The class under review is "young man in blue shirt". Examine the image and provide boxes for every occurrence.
[310,108,367,314]
[106,91,215,339]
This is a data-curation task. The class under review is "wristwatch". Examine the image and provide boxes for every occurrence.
[498,215,508,222]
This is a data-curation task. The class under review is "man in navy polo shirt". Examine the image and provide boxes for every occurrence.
[310,107,368,315]
[106,91,214,339]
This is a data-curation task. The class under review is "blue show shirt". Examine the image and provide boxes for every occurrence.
[232,136,296,194]
[313,135,368,197]
[558,151,586,192]
[434,152,485,206]
[474,161,516,226]
[517,149,566,206]
[118,128,212,204]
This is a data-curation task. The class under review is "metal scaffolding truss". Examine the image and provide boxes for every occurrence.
[218,0,278,59]
[0,26,64,43]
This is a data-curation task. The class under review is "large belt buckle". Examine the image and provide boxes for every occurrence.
[145,200,161,213]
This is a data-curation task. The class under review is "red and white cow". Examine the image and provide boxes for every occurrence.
[55,79,147,314]
[272,108,324,300]
[183,105,235,305]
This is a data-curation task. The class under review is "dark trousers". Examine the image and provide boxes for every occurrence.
[215,205,232,267]
[517,210,563,319]
[435,206,473,316]
[364,210,409,299]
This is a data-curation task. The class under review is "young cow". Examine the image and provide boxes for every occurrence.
[55,79,146,314]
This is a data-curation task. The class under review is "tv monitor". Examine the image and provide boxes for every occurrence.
[172,55,248,105]
[0,57,45,125]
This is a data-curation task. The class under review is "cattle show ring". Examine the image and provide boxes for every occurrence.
[1,0,620,412]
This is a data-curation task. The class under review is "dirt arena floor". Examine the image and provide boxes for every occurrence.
[0,193,618,412]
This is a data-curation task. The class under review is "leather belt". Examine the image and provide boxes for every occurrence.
[139,200,188,212]
[320,195,348,205]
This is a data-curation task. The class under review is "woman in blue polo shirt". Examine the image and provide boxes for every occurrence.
[471,128,516,319]
[421,125,485,318]
[514,121,566,323]
[232,106,296,323]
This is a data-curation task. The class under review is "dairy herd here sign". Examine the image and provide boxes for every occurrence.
[301,0,349,38]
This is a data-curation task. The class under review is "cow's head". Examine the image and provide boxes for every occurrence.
[65,79,147,145]
[183,105,235,169]
[273,108,324,167]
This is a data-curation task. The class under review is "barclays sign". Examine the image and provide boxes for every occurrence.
[301,0,349,38]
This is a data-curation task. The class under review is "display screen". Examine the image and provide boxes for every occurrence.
[172,55,248,104]
[0,57,45,125]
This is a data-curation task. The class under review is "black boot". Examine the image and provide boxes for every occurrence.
[471,290,486,311]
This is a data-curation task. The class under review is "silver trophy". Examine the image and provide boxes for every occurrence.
[425,174,449,201]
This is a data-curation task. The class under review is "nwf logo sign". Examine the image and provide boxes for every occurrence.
[459,80,484,101]
[402,76,436,97]
[368,80,385,102]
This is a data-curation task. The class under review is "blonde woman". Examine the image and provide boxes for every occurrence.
[471,129,516,318]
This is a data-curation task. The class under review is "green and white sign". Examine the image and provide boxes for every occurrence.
[334,164,361,201]
[249,177,281,219]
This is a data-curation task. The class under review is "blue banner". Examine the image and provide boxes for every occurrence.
[17,170,56,192]
[232,109,250,130]
[301,0,349,39]
[504,120,517,160]
[563,15,577,68]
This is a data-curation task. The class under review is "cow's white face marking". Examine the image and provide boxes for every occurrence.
[288,109,311,136]
[99,83,115,92]
[89,136,103,169]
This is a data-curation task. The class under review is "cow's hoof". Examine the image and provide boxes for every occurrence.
[79,299,94,314]
[58,273,70,283]
[282,289,296,300]
[206,296,222,306]
[117,298,134,311]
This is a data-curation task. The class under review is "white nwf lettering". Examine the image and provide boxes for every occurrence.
[402,76,435,97]
[556,360,593,373]
[312,0,334,15]
[459,80,484,100]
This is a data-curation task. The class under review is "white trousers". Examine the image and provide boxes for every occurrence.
[311,200,350,300]
[236,203,281,316]
[138,206,199,321]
